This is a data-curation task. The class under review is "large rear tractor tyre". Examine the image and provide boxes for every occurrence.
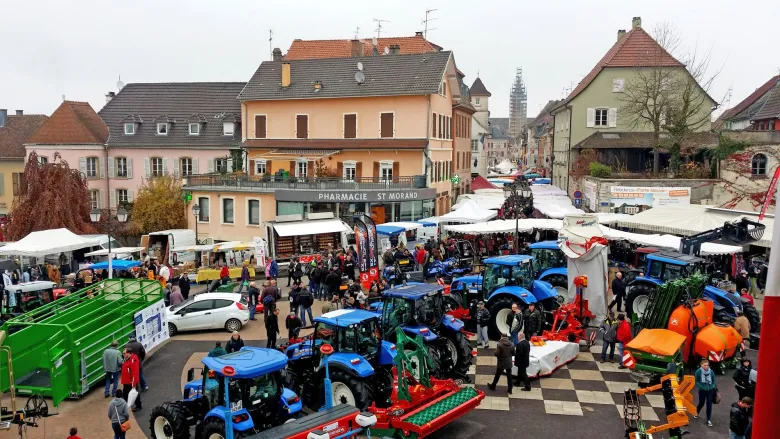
[713,308,736,326]
[742,303,761,333]
[546,275,570,305]
[447,331,473,379]
[149,402,191,439]
[201,418,227,439]
[488,296,515,340]
[626,283,656,321]
[328,369,374,410]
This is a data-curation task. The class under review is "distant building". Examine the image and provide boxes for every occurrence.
[509,68,528,139]
[284,33,442,60]
[0,109,48,216]
[718,75,780,132]
[487,118,511,167]
[527,100,560,175]
[470,77,491,176]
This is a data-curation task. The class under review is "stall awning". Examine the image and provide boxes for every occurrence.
[90,260,142,270]
[213,241,255,252]
[0,228,100,257]
[272,219,352,237]
[376,221,431,236]
[85,247,144,257]
[377,225,406,236]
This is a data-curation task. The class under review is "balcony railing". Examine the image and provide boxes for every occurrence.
[184,174,427,191]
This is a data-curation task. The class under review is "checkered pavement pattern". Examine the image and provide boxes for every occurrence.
[463,342,669,420]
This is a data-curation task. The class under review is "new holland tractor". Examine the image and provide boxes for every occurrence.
[149,347,303,439]
[528,241,569,301]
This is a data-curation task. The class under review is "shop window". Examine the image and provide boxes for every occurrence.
[752,154,767,176]
[277,202,304,216]
[198,197,210,221]
[222,198,234,224]
[248,199,260,225]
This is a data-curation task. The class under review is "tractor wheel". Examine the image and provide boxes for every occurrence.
[149,402,191,439]
[626,283,656,321]
[328,369,374,410]
[713,308,735,326]
[742,303,761,333]
[546,275,570,305]
[426,345,442,378]
[168,323,178,337]
[488,296,515,340]
[201,417,227,439]
[443,331,472,378]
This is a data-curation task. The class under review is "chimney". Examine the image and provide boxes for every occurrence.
[281,63,291,87]
[617,29,626,41]
[272,48,282,62]
[0,109,6,128]
[15,110,23,115]
[389,45,400,55]
[350,39,362,57]
[105,91,116,104]
[632,17,642,29]
[415,31,423,37]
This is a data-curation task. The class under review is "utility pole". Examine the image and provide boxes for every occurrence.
[422,9,438,39]
[373,18,389,38]
[269,30,273,60]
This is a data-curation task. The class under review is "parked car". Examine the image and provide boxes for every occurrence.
[166,292,249,335]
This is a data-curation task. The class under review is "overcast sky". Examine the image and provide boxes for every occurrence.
[2,0,778,120]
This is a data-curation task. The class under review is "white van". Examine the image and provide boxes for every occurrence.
[143,229,197,265]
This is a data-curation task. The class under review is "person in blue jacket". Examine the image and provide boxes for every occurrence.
[269,259,278,280]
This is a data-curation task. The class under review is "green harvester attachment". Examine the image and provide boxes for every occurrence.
[638,275,706,330]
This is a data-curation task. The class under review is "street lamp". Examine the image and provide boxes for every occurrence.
[90,206,128,279]
[192,204,201,244]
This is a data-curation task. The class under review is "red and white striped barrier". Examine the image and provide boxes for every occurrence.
[622,352,634,368]
[708,350,725,363]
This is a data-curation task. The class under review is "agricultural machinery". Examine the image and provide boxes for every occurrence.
[623,373,697,439]
[528,241,569,301]
[540,275,596,346]
[383,263,408,287]
[424,258,471,284]
[149,347,303,439]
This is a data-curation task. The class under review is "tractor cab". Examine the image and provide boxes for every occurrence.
[1,281,58,316]
[527,241,569,301]
[644,252,705,283]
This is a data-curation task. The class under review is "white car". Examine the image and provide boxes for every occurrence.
[167,292,249,336]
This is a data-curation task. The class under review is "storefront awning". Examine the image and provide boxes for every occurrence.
[271,219,352,237]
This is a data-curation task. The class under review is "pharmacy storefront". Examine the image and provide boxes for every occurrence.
[275,188,437,225]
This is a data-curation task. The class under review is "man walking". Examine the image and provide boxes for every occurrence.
[729,397,752,439]
[513,332,532,391]
[178,272,190,300]
[487,333,515,394]
[265,308,280,348]
[475,301,491,349]
[125,336,148,392]
[507,304,524,345]
[120,348,141,411]
[237,261,251,294]
[325,267,341,299]
[261,280,280,319]
[297,284,314,326]
[102,341,122,398]
[608,271,626,312]
[247,281,260,321]
[524,303,542,339]
[599,311,618,363]
[694,359,717,427]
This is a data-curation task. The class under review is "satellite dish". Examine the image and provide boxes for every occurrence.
[357,62,364,71]
[355,71,365,84]
[116,80,125,90]
[383,47,390,55]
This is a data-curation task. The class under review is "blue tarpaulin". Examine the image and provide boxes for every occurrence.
[376,225,406,236]
[89,260,142,270]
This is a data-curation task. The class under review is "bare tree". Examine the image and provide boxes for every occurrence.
[617,23,723,174]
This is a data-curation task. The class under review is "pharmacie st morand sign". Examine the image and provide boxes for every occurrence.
[275,188,437,203]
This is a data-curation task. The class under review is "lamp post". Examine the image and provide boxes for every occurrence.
[90,206,128,279]
[192,204,201,244]
[503,178,533,253]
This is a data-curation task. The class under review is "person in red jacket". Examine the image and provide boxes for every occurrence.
[219,264,230,285]
[120,348,142,411]
[616,314,633,369]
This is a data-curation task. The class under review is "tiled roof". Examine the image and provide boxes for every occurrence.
[556,27,683,109]
[470,77,491,96]
[242,138,428,150]
[27,101,107,145]
[751,80,780,121]
[98,82,245,148]
[573,131,718,152]
[488,118,509,138]
[532,100,561,125]
[0,114,48,159]
[238,51,452,101]
[723,75,780,121]
[284,36,440,60]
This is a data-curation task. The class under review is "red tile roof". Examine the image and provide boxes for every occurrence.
[27,101,108,145]
[557,27,683,108]
[284,35,440,60]
[0,114,49,159]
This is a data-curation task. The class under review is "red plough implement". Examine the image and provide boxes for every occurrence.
[541,276,596,346]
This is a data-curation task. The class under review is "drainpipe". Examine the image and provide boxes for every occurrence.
[425,95,431,180]
[566,104,573,195]
[104,145,111,213]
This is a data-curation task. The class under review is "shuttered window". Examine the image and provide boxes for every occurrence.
[254,115,267,138]
[344,114,357,138]
[380,113,394,138]
[296,115,308,139]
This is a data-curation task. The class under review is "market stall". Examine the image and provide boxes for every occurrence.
[264,214,352,263]
[84,246,144,258]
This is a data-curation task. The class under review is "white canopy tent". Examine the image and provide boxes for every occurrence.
[452,194,505,210]
[171,244,218,252]
[437,200,497,223]
[271,218,352,237]
[85,247,144,257]
[0,228,100,258]
[494,160,517,173]
[443,219,563,234]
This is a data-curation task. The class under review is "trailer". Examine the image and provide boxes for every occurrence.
[0,279,164,405]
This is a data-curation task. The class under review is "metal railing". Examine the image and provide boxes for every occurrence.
[185,174,427,190]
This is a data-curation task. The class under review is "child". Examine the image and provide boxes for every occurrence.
[67,427,81,439]
[265,308,280,349]
[285,311,302,340]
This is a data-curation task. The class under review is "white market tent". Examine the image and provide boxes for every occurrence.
[444,219,563,234]
[437,200,497,223]
[171,244,218,252]
[617,204,773,248]
[213,241,256,252]
[271,218,352,237]
[85,247,144,257]
[495,160,516,172]
[452,195,505,210]
[0,228,101,258]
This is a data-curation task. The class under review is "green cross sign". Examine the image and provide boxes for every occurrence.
[450,175,461,184]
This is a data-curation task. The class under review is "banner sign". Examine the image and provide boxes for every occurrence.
[354,215,379,290]
[354,219,369,274]
[609,186,690,214]
[133,299,169,352]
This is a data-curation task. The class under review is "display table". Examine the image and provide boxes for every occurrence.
[512,340,580,378]
[196,267,256,284]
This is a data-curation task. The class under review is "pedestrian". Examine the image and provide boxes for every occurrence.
[287,258,297,287]
[108,388,129,439]
[739,288,754,306]
[226,331,245,353]
[178,273,190,300]
[219,263,230,285]
[507,303,524,345]
[729,397,753,439]
[325,267,341,299]
[208,341,227,357]
[289,281,301,317]
[513,332,532,391]
[475,301,491,348]
[487,333,515,394]
[733,310,750,341]
[67,427,82,439]
[309,262,323,300]
[261,280,280,319]
[237,260,250,294]
[524,303,542,339]
[733,359,756,400]
[265,308,280,348]
[102,340,123,398]
[285,311,303,340]
[599,311,618,363]
[125,337,148,392]
[120,348,141,411]
[343,254,356,281]
[265,260,271,280]
[694,359,717,427]
[269,258,278,280]
[735,270,749,294]
[321,298,334,314]
[608,271,626,312]
[169,283,184,306]
[297,284,314,326]
[748,259,761,298]
[159,264,170,287]
[616,314,632,369]
[247,281,260,321]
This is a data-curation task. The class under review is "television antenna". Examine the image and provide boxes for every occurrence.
[373,18,390,38]
[354,26,360,39]
[269,29,274,60]
[422,9,438,38]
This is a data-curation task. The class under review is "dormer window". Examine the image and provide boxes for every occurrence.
[124,123,135,135]
[223,122,235,136]
[157,123,169,135]
[189,123,200,136]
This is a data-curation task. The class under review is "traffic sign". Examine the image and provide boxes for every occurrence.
[450,175,461,184]
[573,190,582,199]
[573,198,582,208]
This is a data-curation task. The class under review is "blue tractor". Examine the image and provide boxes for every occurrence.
[378,283,473,380]
[282,309,397,411]
[528,241,569,302]
[149,347,303,439]
[625,251,761,334]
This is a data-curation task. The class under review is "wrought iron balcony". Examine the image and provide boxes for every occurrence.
[184,174,427,191]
